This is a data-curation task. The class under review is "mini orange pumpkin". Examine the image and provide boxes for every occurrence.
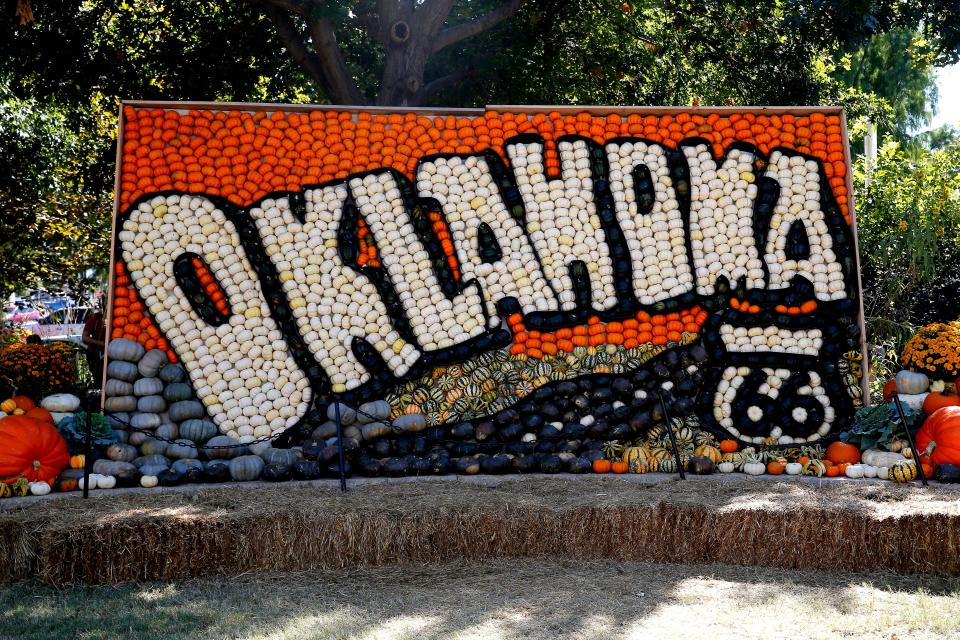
[611,461,629,474]
[69,454,86,470]
[592,459,612,474]
[825,466,840,477]
[767,460,786,475]
[719,439,738,453]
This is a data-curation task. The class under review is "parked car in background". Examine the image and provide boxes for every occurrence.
[23,307,90,344]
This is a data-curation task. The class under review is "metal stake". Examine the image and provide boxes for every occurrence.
[892,395,928,486]
[658,391,686,480]
[333,400,348,492]
[82,402,92,498]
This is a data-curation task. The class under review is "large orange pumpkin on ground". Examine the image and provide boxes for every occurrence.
[0,416,70,484]
[825,441,861,465]
[915,406,960,465]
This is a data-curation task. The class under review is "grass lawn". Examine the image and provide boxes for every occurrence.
[3,558,960,640]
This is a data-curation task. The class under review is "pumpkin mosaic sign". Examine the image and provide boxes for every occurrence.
[107,103,865,469]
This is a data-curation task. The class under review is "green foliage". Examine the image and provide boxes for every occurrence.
[840,402,920,451]
[854,141,960,345]
[1,1,314,295]
[834,28,938,141]
[0,84,111,295]
[57,412,117,451]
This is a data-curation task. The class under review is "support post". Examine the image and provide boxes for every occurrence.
[658,391,686,480]
[333,400,348,492]
[892,395,928,486]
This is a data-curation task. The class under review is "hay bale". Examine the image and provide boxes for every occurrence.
[2,477,960,585]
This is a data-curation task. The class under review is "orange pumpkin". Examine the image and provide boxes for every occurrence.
[767,460,786,475]
[611,461,629,474]
[923,391,960,415]
[825,441,861,465]
[9,395,35,411]
[24,407,54,424]
[915,406,960,465]
[719,439,738,453]
[883,378,898,401]
[0,416,70,484]
[825,466,840,477]
[592,459,612,474]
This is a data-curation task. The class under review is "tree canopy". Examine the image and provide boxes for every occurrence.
[1,0,959,297]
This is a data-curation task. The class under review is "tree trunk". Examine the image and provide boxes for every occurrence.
[256,0,523,107]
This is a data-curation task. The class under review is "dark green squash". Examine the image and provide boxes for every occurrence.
[688,456,715,475]
[292,459,322,480]
[262,463,291,482]
[936,464,960,484]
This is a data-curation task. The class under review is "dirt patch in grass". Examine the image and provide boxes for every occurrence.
[3,558,960,640]
[2,476,959,584]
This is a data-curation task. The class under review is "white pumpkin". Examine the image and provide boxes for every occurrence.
[861,449,905,467]
[785,462,803,476]
[717,461,735,474]
[877,466,889,480]
[78,475,98,490]
[140,475,159,488]
[742,461,766,475]
[97,475,117,489]
[896,393,928,412]
[844,464,865,479]
[28,481,51,496]
[41,393,81,413]
[862,464,878,478]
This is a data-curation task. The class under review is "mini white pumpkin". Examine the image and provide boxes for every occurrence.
[877,466,889,480]
[28,481,52,496]
[717,461,735,474]
[140,474,159,488]
[862,464,878,478]
[784,462,803,476]
[78,475,98,490]
[844,464,865,479]
[742,460,766,475]
[97,475,117,489]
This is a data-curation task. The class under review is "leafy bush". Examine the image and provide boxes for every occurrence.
[0,340,77,398]
[854,141,960,347]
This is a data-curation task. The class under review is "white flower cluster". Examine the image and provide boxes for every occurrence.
[415,155,557,318]
[506,139,618,310]
[605,140,693,303]
[120,194,311,440]
[713,365,834,444]
[249,186,421,393]
[683,144,765,295]
[764,151,846,300]
[719,324,823,356]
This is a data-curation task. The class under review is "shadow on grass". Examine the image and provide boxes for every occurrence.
[3,558,960,640]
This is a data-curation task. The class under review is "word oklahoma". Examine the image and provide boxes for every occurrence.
[118,133,855,436]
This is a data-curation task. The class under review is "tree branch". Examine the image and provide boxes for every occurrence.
[432,0,523,53]
[259,1,369,105]
[262,5,329,88]
[308,17,369,104]
[416,67,472,103]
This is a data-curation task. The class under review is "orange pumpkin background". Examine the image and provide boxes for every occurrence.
[111,105,852,367]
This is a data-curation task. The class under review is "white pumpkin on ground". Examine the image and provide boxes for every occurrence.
[28,481,51,496]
